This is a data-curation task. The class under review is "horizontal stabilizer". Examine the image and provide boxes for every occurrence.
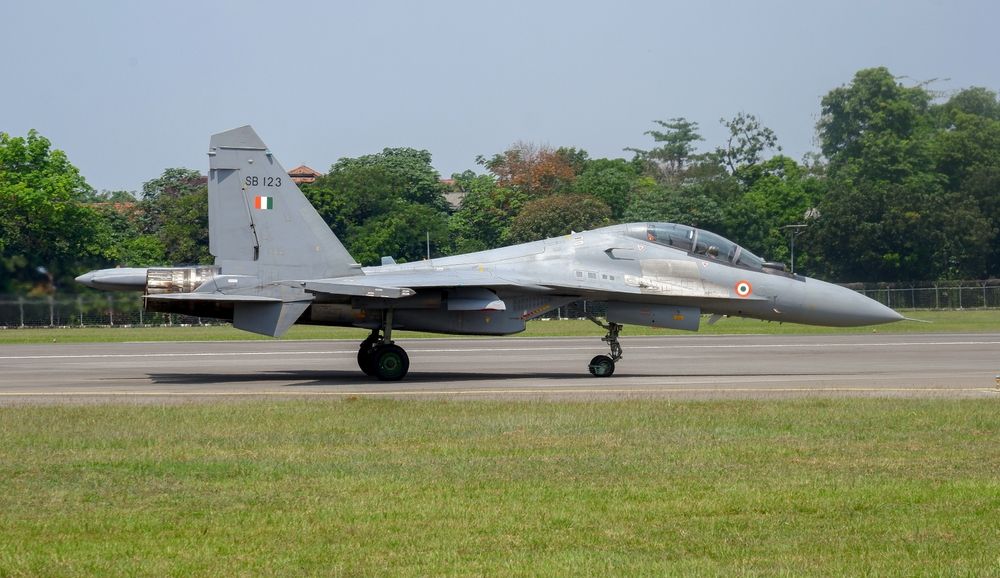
[233,300,311,337]
[145,293,310,337]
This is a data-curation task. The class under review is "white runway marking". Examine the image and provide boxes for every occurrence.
[2,339,999,361]
[0,351,342,360]
[1,387,997,397]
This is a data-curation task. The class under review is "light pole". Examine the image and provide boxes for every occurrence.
[781,224,808,274]
[36,266,56,326]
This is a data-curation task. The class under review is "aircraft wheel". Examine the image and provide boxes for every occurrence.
[588,355,615,377]
[374,344,409,381]
[358,336,379,376]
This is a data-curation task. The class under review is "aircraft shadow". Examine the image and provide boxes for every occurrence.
[147,370,584,386]
[146,369,861,387]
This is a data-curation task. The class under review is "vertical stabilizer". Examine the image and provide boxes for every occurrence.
[207,126,359,281]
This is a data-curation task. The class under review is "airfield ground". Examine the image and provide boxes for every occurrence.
[1,311,998,575]
[1,399,998,575]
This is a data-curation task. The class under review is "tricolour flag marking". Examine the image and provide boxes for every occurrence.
[254,195,273,210]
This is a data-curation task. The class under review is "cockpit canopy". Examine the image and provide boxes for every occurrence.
[630,222,766,271]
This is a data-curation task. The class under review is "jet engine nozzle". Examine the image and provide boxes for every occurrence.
[145,266,221,295]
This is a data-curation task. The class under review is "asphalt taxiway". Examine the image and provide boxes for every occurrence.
[1,333,998,403]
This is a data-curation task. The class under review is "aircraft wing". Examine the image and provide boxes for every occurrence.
[303,268,760,304]
[303,270,559,298]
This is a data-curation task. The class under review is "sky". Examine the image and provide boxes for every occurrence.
[2,0,997,193]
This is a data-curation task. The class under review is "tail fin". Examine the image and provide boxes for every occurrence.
[207,126,360,281]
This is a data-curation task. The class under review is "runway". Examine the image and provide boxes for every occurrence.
[1,333,998,403]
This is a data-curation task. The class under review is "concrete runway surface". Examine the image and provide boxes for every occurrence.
[1,333,998,403]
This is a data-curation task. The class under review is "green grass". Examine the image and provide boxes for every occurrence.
[1,400,998,576]
[1,309,998,344]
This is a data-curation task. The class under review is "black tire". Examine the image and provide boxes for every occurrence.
[588,354,615,377]
[374,344,409,381]
[358,336,379,376]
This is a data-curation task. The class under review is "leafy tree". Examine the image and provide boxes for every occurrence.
[818,67,933,181]
[626,118,703,181]
[938,86,1000,120]
[624,181,729,233]
[723,156,822,265]
[115,235,167,267]
[809,173,991,281]
[477,142,576,197]
[141,168,204,200]
[932,88,1000,187]
[449,169,496,194]
[956,166,1000,276]
[572,158,640,219]
[137,168,210,265]
[930,88,1000,276]
[506,194,611,244]
[555,147,591,176]
[332,147,447,208]
[92,201,165,267]
[346,202,450,265]
[0,130,108,293]
[154,190,211,265]
[808,67,993,281]
[448,172,526,253]
[305,148,449,239]
[82,189,136,203]
[623,143,740,236]
[716,112,781,177]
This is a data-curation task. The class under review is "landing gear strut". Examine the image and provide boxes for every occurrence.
[357,309,409,381]
[586,314,622,377]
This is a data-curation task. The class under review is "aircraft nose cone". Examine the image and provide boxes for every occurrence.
[75,272,95,287]
[851,293,905,325]
[799,278,904,326]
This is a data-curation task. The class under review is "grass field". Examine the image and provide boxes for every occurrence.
[1,399,998,576]
[1,309,998,344]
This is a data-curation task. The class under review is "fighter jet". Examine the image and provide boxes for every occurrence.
[77,126,902,380]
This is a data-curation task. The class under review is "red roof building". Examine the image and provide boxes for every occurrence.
[288,165,322,185]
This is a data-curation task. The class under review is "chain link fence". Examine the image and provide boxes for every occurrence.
[2,280,999,327]
[846,280,1000,310]
[0,293,209,328]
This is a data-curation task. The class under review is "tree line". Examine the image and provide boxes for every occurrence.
[2,67,998,295]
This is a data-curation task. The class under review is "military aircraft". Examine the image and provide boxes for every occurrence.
[77,126,903,381]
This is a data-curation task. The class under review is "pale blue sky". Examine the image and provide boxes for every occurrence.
[2,0,996,193]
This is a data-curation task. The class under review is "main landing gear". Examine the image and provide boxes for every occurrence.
[586,315,623,377]
[357,309,409,381]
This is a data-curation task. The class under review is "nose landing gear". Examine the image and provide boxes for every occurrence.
[586,315,623,377]
[357,309,409,381]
